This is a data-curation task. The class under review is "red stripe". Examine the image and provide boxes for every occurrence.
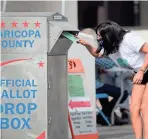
[0,58,32,67]
[36,131,45,139]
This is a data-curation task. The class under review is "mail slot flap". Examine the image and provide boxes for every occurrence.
[48,21,79,54]
[48,33,73,55]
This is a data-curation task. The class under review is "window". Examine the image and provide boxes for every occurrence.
[78,1,141,30]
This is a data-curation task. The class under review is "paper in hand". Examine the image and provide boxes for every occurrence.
[62,32,78,42]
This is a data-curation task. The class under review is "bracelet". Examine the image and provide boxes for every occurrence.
[139,69,145,72]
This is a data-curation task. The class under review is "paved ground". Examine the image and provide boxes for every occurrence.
[97,125,135,139]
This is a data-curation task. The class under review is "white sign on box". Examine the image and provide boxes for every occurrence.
[68,97,97,135]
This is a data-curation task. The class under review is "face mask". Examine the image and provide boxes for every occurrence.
[99,39,104,48]
[96,39,104,53]
[96,39,107,56]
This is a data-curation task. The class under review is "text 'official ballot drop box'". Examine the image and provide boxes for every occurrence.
[0,12,79,139]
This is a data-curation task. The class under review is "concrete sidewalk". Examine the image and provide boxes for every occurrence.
[97,125,135,139]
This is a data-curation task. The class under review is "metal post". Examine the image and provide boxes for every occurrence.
[2,0,7,12]
[61,0,66,16]
[134,0,140,26]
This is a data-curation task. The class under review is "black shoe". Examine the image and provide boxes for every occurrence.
[96,113,110,126]
[115,113,129,125]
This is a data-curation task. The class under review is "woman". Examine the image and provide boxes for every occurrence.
[76,20,148,139]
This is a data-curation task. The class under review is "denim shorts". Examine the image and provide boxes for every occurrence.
[134,70,148,85]
[141,70,148,84]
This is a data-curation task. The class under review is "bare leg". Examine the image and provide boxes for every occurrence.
[130,84,146,139]
[96,99,102,110]
[141,83,148,139]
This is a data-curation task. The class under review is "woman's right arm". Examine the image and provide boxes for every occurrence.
[76,36,103,58]
[84,43,103,57]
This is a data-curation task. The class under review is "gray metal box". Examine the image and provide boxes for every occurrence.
[0,12,79,139]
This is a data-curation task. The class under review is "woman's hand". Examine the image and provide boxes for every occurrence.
[133,71,144,84]
[75,35,90,46]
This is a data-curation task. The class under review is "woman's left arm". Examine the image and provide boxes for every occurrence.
[139,42,148,72]
[133,42,148,84]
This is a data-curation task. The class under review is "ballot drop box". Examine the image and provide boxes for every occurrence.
[0,12,78,139]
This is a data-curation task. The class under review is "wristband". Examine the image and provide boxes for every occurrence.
[139,69,145,73]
